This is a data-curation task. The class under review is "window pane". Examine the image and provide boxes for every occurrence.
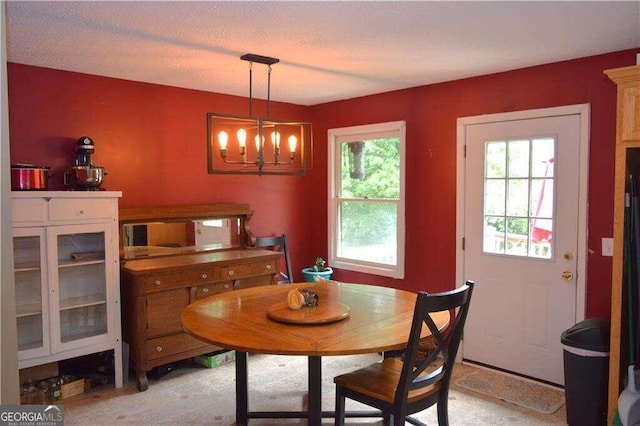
[507,179,529,216]
[531,216,552,258]
[485,180,505,215]
[485,141,506,178]
[505,217,529,256]
[531,138,555,178]
[530,178,553,218]
[484,216,505,254]
[531,218,553,241]
[508,140,530,178]
[338,200,397,265]
[340,138,399,199]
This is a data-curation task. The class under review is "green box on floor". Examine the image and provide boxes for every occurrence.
[193,350,235,368]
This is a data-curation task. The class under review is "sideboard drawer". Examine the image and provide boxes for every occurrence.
[49,198,114,221]
[146,333,210,361]
[143,268,214,292]
[12,198,48,224]
[219,260,276,280]
[234,274,274,290]
[193,282,232,300]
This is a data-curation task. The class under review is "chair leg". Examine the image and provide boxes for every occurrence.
[437,397,449,426]
[389,407,406,426]
[335,386,346,426]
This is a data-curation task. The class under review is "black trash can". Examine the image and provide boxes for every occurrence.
[561,317,610,426]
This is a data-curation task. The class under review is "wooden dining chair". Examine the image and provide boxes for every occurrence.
[333,280,475,426]
[252,234,294,283]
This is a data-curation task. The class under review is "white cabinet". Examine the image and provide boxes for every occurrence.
[12,191,123,388]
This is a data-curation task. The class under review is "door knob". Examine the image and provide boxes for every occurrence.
[561,271,574,281]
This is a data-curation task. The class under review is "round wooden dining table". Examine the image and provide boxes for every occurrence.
[181,281,449,426]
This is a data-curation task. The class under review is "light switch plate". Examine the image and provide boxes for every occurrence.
[602,237,614,257]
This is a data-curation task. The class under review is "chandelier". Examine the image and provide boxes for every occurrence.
[207,54,312,176]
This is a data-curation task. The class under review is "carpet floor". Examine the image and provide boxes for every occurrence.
[61,353,568,425]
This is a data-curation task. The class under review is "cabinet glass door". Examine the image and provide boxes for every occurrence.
[13,228,49,359]
[49,223,111,351]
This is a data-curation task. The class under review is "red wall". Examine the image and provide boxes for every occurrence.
[8,48,639,317]
[308,49,639,318]
[7,64,313,277]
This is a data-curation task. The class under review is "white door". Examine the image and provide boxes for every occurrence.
[459,106,588,385]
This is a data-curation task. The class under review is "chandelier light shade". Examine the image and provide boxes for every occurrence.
[207,54,312,176]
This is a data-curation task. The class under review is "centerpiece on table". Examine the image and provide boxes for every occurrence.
[287,288,319,310]
[301,257,333,282]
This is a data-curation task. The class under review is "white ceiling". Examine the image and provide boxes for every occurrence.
[5,1,640,106]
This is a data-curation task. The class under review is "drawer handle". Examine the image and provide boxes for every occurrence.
[266,264,272,270]
[155,280,162,286]
[78,209,85,215]
[228,270,234,276]
[201,273,208,279]
[156,346,163,352]
[224,283,230,289]
[202,288,209,293]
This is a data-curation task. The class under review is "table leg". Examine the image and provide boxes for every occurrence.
[308,356,322,426]
[236,351,249,425]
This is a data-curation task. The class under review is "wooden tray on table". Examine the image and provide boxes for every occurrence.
[267,301,350,324]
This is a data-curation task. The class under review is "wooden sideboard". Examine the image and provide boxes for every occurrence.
[118,204,282,390]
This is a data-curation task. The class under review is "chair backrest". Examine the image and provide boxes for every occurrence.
[395,280,475,404]
[253,234,293,283]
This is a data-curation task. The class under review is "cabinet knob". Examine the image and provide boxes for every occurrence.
[155,279,162,286]
[79,209,85,215]
[201,273,208,279]
[266,264,272,270]
[202,288,209,293]
[228,270,234,276]
[224,284,230,289]
[156,346,163,352]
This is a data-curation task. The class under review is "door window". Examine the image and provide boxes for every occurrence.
[483,137,555,259]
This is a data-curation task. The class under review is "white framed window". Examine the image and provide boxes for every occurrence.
[328,121,405,279]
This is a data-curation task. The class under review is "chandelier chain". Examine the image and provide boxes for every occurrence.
[267,65,272,118]
[248,61,253,117]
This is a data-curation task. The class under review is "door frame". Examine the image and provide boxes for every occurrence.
[456,104,590,337]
